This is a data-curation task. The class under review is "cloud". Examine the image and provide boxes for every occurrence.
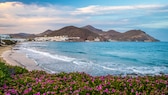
[138,21,168,29]
[72,4,167,15]
[0,2,168,35]
[0,2,83,34]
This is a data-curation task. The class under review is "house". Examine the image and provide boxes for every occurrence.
[0,34,11,40]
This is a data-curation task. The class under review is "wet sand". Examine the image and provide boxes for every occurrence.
[0,45,13,62]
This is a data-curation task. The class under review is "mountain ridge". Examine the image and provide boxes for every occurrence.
[46,26,104,41]
[9,25,159,42]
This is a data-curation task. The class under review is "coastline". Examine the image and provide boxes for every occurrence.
[0,44,44,72]
[0,45,13,63]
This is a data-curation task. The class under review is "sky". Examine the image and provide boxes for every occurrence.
[0,0,168,41]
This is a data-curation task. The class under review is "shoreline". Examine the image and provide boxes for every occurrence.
[0,45,13,63]
[0,44,45,72]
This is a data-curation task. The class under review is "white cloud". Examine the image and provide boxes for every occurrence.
[0,2,167,34]
[72,4,167,15]
[138,21,168,29]
[0,2,83,34]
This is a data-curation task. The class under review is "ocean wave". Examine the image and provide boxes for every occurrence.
[62,50,87,54]
[127,66,167,75]
[102,52,141,63]
[23,48,93,66]
[101,65,168,75]
[24,48,75,62]
[72,60,93,65]
[18,42,168,76]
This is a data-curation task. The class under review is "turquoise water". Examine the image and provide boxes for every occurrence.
[17,42,168,76]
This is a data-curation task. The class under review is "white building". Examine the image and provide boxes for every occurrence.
[9,38,27,42]
[35,36,69,42]
[94,37,100,41]
[0,34,11,40]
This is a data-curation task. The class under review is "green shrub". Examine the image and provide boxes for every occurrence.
[0,62,11,86]
[9,66,28,74]
[2,40,16,45]
[0,62,168,95]
[0,62,28,86]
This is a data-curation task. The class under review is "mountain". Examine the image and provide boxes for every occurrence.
[100,30,121,40]
[10,33,36,39]
[82,25,103,33]
[120,30,159,42]
[36,29,53,37]
[99,30,159,42]
[82,26,159,42]
[47,26,104,41]
[11,25,159,42]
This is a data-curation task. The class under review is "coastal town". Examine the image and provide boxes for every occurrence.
[0,25,159,45]
[34,36,101,42]
[0,34,101,44]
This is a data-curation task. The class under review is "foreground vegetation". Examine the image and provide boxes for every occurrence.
[0,62,168,95]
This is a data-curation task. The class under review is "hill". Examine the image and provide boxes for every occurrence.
[36,30,53,37]
[100,30,159,42]
[81,25,159,42]
[46,26,104,41]
[9,25,159,42]
[9,33,36,39]
[120,30,159,42]
[82,25,103,33]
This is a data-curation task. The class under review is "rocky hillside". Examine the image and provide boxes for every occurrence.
[82,25,103,33]
[10,33,36,39]
[9,25,159,42]
[119,30,159,42]
[81,25,159,42]
[46,26,104,41]
[36,30,53,37]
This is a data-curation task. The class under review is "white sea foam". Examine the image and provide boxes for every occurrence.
[126,66,167,75]
[101,66,117,71]
[40,65,58,74]
[72,60,93,66]
[25,48,75,62]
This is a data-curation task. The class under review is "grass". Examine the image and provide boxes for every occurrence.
[0,62,168,95]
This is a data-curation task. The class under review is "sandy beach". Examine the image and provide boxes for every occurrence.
[0,45,13,62]
[0,45,43,71]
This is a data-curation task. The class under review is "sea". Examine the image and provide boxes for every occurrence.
[16,42,168,76]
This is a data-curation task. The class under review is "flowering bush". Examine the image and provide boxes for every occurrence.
[0,62,28,86]
[0,62,168,95]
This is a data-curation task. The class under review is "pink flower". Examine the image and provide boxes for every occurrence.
[34,92,40,95]
[92,79,95,82]
[23,87,32,94]
[100,76,104,80]
[51,92,55,94]
[129,83,132,86]
[29,87,32,91]
[146,79,149,82]
[70,87,72,90]
[97,85,102,91]
[112,89,116,93]
[5,92,11,95]
[131,89,134,93]
[10,89,17,94]
[23,89,29,94]
[86,93,90,95]
[3,84,7,89]
[47,91,50,94]
[104,88,109,93]
[89,88,92,91]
